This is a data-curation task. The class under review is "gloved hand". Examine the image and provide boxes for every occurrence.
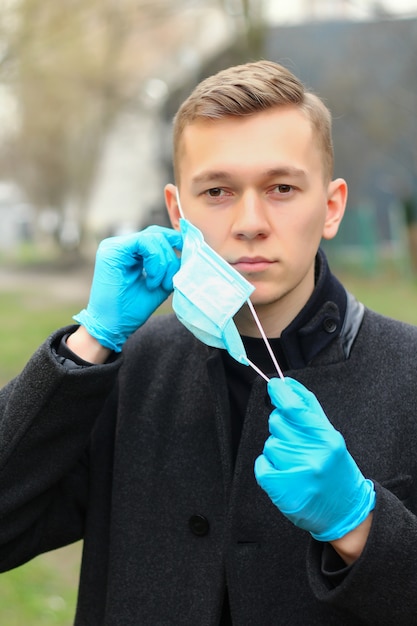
[74,225,183,352]
[254,377,376,542]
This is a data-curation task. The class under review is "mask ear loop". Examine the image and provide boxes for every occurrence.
[176,189,284,382]
[176,188,185,219]
[246,299,285,381]
[243,357,271,383]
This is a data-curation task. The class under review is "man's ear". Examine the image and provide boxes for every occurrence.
[164,183,181,231]
[322,178,348,241]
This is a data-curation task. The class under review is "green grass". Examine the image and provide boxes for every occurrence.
[0,291,78,385]
[0,550,80,625]
[0,283,85,626]
[1,265,417,624]
[336,269,417,326]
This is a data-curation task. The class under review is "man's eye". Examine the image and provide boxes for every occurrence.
[206,188,224,197]
[275,184,292,194]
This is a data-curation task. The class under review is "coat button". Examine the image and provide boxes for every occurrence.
[189,514,210,536]
[323,318,337,333]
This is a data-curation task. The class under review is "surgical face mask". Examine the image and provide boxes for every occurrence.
[173,217,253,363]
[172,192,283,381]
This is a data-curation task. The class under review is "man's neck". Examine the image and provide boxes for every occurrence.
[234,281,315,339]
[230,250,348,372]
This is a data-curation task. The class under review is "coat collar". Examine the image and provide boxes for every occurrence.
[234,249,362,373]
[279,248,348,369]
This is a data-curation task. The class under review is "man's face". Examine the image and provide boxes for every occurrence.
[167,105,346,335]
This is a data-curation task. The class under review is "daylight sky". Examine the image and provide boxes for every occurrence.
[265,0,417,24]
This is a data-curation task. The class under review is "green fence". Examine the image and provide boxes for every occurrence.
[323,201,412,276]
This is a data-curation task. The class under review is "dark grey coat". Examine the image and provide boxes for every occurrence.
[0,300,417,624]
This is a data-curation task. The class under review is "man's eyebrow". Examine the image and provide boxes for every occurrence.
[264,167,308,180]
[191,171,233,186]
[191,167,308,187]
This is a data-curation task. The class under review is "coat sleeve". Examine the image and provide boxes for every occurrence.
[0,327,121,571]
[307,481,417,625]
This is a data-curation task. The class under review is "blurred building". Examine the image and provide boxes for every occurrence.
[87,0,417,240]
[1,0,417,251]
[0,182,34,250]
[86,2,236,238]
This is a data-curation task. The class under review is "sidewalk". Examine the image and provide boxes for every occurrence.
[0,264,92,304]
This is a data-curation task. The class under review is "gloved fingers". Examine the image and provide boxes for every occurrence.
[267,402,345,466]
[95,233,143,271]
[267,406,336,444]
[255,452,310,490]
[267,377,333,434]
[96,227,182,274]
[254,452,277,485]
[264,420,348,484]
[139,236,181,291]
[268,377,311,410]
[112,227,180,291]
[159,246,182,291]
[260,433,300,470]
[254,454,312,513]
[255,456,321,534]
[142,225,184,251]
[156,229,183,290]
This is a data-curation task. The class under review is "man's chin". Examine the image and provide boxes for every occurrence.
[247,291,282,308]
[244,276,277,297]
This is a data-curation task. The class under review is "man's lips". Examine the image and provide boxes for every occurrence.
[231,257,274,273]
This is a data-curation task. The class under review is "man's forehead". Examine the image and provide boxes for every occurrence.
[177,108,321,181]
[179,107,314,151]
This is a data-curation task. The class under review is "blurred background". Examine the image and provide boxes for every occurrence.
[1,0,417,624]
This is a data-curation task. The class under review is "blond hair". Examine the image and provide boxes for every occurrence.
[172,60,334,182]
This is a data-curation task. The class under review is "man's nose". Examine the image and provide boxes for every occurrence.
[231,192,270,239]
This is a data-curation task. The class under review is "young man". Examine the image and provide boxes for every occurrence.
[0,60,416,624]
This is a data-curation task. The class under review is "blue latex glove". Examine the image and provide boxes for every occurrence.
[74,226,183,352]
[254,377,376,542]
